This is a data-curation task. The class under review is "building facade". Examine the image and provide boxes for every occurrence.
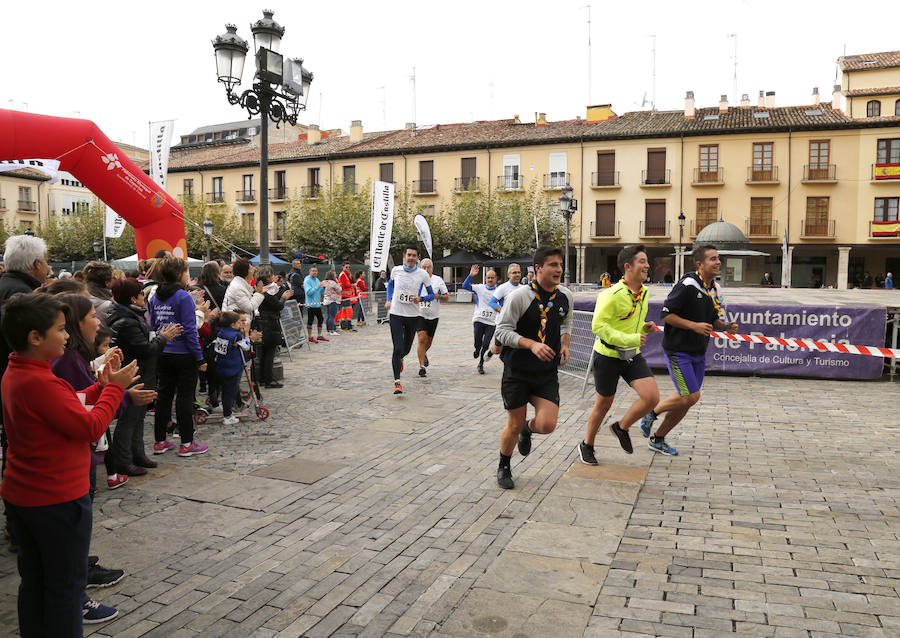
[161,51,900,288]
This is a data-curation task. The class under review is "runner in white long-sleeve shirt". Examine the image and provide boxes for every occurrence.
[488,263,523,356]
[385,246,435,394]
[461,264,498,374]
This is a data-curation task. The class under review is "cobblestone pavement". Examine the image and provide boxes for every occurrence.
[0,302,897,637]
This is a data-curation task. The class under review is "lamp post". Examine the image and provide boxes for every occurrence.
[92,240,101,261]
[203,219,214,262]
[558,184,577,285]
[212,11,313,265]
[677,211,686,281]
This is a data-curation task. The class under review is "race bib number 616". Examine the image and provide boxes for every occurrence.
[397,290,415,303]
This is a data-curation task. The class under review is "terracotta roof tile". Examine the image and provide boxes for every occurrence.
[838,51,900,72]
[843,86,900,98]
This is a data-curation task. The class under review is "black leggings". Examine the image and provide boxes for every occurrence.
[390,314,419,379]
[306,307,323,329]
[474,321,496,366]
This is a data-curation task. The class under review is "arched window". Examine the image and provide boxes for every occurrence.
[867,100,881,117]
[895,99,900,116]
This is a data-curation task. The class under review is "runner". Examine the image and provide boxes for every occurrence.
[488,263,523,356]
[494,246,572,489]
[385,246,435,394]
[580,245,659,463]
[461,265,498,374]
[639,244,738,455]
[415,259,449,378]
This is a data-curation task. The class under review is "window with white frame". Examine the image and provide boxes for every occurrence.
[502,154,521,189]
[548,153,567,188]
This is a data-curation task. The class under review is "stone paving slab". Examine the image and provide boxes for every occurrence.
[0,302,897,637]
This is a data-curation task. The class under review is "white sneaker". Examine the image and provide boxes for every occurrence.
[222,415,240,426]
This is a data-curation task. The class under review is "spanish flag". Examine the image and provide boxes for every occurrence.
[872,220,900,237]
[874,164,900,180]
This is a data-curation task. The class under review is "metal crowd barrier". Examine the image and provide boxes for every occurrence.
[558,309,596,396]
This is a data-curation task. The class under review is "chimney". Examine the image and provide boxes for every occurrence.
[306,124,321,144]
[684,91,695,119]
[586,104,615,122]
[405,122,416,129]
[536,112,547,128]
[832,84,842,111]
[349,120,363,142]
[513,114,520,124]
[758,90,765,108]
[765,91,775,109]
[812,87,820,105]
[719,94,728,113]
[740,93,750,109]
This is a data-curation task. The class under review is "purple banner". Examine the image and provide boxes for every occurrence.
[574,300,887,379]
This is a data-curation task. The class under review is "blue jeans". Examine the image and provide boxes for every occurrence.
[5,494,92,638]
[326,302,339,331]
[221,373,242,417]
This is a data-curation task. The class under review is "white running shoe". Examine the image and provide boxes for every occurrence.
[222,415,240,426]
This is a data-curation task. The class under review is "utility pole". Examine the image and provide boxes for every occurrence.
[584,5,592,106]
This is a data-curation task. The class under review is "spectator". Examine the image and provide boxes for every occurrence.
[107,278,181,477]
[148,255,209,458]
[338,264,356,331]
[59,269,72,279]
[254,265,293,389]
[198,261,226,311]
[83,261,114,324]
[289,259,306,307]
[303,266,327,343]
[374,270,388,291]
[73,270,85,282]
[42,279,88,296]
[220,263,234,284]
[223,258,265,315]
[211,311,257,425]
[0,293,137,636]
[864,271,874,289]
[323,270,342,336]
[886,272,894,289]
[0,234,52,547]
[111,268,126,281]
[760,272,775,286]
[354,270,368,326]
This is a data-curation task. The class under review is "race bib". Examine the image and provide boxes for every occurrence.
[397,290,415,304]
[419,300,432,309]
[479,309,495,320]
[213,337,230,356]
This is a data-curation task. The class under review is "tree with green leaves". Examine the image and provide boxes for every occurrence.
[179,196,254,260]
[284,181,375,261]
[37,200,135,261]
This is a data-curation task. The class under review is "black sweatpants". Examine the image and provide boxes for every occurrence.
[154,353,198,444]
[474,321,496,366]
[390,314,418,379]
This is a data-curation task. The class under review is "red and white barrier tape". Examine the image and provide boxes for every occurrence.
[652,325,900,359]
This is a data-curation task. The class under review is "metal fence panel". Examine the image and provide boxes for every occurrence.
[559,309,596,396]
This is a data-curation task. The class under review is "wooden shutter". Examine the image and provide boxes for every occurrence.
[595,202,616,236]
[752,143,773,181]
[379,163,394,183]
[596,151,615,185]
[647,150,666,183]
[461,157,476,189]
[750,198,773,235]
[645,200,666,235]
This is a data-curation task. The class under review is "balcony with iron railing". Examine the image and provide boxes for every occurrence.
[871,163,900,181]
[543,173,570,190]
[745,218,779,237]
[497,175,524,191]
[800,218,835,238]
[692,167,724,185]
[453,177,480,193]
[235,189,256,203]
[869,219,900,238]
[269,187,289,201]
[17,200,36,212]
[205,192,226,205]
[639,219,671,238]
[589,219,620,238]
[802,164,837,183]
[591,170,620,188]
[413,179,437,195]
[300,185,322,199]
[746,166,779,184]
[640,169,671,187]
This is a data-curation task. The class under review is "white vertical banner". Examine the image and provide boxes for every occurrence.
[413,214,432,258]
[369,181,395,271]
[781,230,790,288]
[105,205,126,238]
[149,120,174,189]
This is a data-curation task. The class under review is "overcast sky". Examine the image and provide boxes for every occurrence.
[4,0,897,148]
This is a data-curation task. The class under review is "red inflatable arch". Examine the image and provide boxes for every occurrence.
[0,109,186,259]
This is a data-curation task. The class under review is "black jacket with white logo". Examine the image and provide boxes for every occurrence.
[660,272,723,356]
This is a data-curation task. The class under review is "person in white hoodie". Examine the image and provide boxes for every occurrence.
[223,258,265,316]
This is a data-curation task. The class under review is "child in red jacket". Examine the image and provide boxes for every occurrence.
[0,293,138,638]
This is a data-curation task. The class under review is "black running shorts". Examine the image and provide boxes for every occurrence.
[591,351,653,398]
[416,317,439,337]
[501,365,560,411]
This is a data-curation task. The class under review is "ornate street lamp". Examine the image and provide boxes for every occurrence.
[203,218,214,262]
[212,10,313,265]
[677,211,686,281]
[92,239,101,261]
[558,184,577,285]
